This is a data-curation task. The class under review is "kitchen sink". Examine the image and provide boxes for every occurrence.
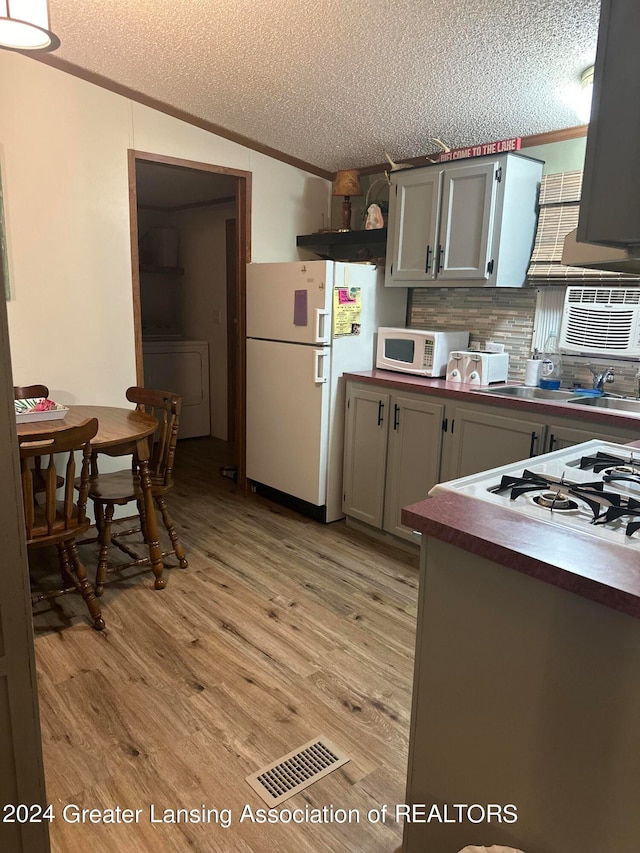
[478,385,576,401]
[570,395,640,413]
[473,385,640,413]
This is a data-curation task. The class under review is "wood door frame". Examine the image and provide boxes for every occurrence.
[225,218,237,445]
[128,150,251,487]
[0,255,50,851]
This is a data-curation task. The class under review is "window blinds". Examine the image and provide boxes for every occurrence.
[527,170,638,283]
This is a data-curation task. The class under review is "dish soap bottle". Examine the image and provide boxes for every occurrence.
[539,330,562,389]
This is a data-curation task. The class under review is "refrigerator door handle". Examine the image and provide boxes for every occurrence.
[314,309,330,343]
[314,349,328,384]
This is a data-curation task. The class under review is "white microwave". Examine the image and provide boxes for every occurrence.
[376,327,470,377]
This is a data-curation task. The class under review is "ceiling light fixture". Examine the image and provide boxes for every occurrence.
[577,64,595,123]
[0,1,60,52]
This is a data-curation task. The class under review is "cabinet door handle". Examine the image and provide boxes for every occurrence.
[436,244,443,273]
[425,245,432,273]
[529,431,538,457]
[548,433,556,452]
[393,403,400,430]
[377,400,385,426]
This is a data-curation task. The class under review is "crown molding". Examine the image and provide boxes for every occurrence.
[28,54,588,184]
[355,125,589,177]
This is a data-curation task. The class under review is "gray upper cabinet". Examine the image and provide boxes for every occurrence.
[438,160,496,281]
[385,153,543,288]
[387,168,442,283]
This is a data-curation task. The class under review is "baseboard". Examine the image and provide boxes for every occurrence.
[345,517,420,554]
[252,482,328,523]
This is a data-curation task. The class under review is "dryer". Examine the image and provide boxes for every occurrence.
[142,340,210,439]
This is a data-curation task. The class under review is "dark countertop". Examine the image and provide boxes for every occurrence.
[402,492,640,619]
[344,369,640,433]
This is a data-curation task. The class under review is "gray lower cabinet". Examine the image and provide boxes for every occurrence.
[342,383,443,542]
[545,420,640,452]
[441,406,546,481]
[442,406,640,480]
[344,381,640,545]
[383,394,444,540]
[385,152,543,288]
[342,385,389,528]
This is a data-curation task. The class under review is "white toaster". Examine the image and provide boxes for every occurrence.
[446,351,509,385]
[446,351,467,382]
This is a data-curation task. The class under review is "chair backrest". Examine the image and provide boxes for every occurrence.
[19,418,98,542]
[126,387,182,487]
[14,384,49,400]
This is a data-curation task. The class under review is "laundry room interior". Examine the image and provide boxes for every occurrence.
[135,159,238,446]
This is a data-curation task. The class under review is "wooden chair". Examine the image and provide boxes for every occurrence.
[14,384,64,492]
[19,418,105,631]
[14,383,50,400]
[86,387,188,595]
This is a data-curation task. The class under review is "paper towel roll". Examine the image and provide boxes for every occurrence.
[524,359,542,387]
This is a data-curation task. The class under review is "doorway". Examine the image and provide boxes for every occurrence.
[128,151,251,484]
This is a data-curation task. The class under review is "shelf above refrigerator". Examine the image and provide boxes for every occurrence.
[296,229,387,259]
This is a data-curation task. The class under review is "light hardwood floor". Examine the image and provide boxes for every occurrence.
[32,438,419,852]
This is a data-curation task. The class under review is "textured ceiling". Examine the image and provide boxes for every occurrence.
[44,0,601,173]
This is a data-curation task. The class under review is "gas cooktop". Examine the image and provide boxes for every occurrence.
[430,440,640,549]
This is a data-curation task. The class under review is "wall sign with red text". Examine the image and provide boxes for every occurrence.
[437,137,521,162]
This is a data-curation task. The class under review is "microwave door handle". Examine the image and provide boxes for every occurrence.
[314,349,328,384]
[314,309,330,343]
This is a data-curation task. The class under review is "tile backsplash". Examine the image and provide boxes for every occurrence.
[560,356,640,397]
[410,286,640,394]
[410,288,537,381]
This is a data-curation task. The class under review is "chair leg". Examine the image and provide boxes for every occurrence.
[137,498,148,543]
[156,495,188,568]
[67,542,105,631]
[95,503,115,597]
[57,541,73,584]
[94,501,105,537]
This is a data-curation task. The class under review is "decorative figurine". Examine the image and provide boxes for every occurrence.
[365,203,385,230]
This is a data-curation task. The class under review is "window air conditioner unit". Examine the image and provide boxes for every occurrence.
[559,287,640,357]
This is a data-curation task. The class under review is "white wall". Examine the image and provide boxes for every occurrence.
[525,135,587,175]
[0,52,330,406]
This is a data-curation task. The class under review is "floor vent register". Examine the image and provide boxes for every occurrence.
[245,736,350,806]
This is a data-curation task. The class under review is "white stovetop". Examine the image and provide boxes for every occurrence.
[431,440,640,550]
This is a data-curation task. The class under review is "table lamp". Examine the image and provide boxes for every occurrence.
[333,169,363,231]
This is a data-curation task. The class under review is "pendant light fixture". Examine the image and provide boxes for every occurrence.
[0,1,60,52]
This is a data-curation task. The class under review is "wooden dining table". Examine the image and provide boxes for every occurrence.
[16,405,166,590]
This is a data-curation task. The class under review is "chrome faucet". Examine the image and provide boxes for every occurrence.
[587,364,615,392]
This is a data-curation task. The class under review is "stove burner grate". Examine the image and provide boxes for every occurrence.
[602,468,640,488]
[489,467,640,537]
[489,470,576,501]
[549,482,640,537]
[579,451,640,476]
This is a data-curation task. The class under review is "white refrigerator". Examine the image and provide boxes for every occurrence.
[246,260,406,522]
